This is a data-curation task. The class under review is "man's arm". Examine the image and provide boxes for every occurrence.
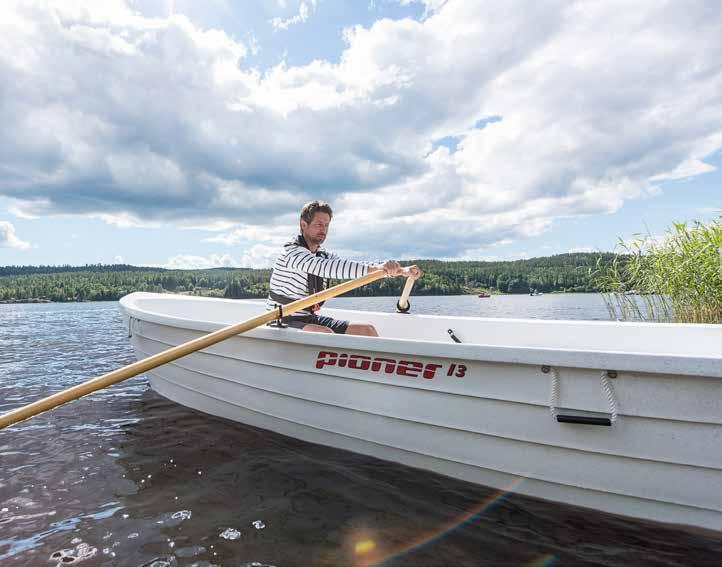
[285,247,405,279]
[286,247,371,279]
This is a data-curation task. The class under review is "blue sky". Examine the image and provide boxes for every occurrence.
[0,0,720,268]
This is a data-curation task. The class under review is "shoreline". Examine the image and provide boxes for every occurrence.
[0,298,53,304]
[0,292,601,305]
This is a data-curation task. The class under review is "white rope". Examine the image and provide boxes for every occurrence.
[547,367,620,424]
[600,371,619,424]
[548,367,559,419]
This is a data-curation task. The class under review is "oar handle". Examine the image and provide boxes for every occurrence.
[0,269,387,431]
[396,276,415,313]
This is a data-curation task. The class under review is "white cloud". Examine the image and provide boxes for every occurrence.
[156,246,280,269]
[90,212,159,229]
[247,33,260,56]
[270,0,317,31]
[1,0,722,261]
[0,221,32,251]
[203,223,292,246]
[650,158,717,182]
[114,255,125,263]
[158,253,238,270]
[236,243,284,268]
[398,0,448,18]
[178,220,239,232]
[568,246,594,253]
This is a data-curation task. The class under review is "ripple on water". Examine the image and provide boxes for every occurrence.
[219,528,241,540]
[49,541,97,565]
[139,557,176,567]
[175,545,206,557]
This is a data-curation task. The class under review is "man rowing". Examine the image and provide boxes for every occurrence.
[267,200,422,336]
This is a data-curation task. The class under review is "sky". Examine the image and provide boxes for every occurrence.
[0,0,720,269]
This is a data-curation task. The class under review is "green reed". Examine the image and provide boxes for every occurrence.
[594,218,721,323]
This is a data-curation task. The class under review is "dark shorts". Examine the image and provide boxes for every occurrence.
[283,313,349,334]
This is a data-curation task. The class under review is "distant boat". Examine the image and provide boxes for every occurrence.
[530,289,544,296]
[478,291,491,298]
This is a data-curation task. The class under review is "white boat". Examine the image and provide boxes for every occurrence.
[119,292,722,532]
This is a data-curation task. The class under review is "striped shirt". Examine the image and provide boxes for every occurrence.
[266,238,372,316]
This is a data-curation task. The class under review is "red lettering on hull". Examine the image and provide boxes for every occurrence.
[315,351,466,380]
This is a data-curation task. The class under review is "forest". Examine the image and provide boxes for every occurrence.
[0,253,615,303]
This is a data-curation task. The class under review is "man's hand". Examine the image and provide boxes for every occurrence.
[380,259,401,276]
[374,261,421,279]
[375,260,424,280]
[401,265,423,280]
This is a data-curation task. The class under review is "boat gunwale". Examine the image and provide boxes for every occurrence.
[121,291,722,330]
[120,293,722,379]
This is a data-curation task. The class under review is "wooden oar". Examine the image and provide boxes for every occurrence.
[396,276,415,313]
[0,269,390,431]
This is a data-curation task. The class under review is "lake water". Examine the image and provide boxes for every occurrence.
[1,296,720,566]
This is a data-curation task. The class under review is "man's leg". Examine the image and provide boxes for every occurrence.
[305,315,378,336]
[302,324,333,333]
[345,323,379,337]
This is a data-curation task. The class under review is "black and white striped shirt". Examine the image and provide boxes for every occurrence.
[266,238,371,316]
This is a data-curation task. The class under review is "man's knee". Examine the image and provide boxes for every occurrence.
[302,324,333,334]
[346,323,378,337]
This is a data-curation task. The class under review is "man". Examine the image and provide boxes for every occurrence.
[267,200,422,336]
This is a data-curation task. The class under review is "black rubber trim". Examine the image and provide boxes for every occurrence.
[556,415,612,426]
[396,300,411,313]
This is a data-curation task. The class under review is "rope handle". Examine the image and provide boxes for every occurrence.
[546,366,619,425]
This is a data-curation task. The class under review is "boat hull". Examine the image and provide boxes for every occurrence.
[120,293,722,532]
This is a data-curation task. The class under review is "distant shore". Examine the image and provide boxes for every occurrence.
[0,291,597,305]
[0,254,608,303]
[0,298,53,304]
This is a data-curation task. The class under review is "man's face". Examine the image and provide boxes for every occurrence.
[300,212,331,247]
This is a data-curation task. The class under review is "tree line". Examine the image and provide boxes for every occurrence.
[0,253,616,303]
[0,263,156,276]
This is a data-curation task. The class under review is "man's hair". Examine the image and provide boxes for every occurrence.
[300,200,333,224]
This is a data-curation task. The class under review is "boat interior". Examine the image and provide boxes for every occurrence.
[122,293,721,359]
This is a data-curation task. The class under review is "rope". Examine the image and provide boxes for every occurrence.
[600,371,619,424]
[549,367,559,419]
[547,367,619,424]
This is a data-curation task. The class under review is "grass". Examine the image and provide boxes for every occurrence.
[593,217,721,323]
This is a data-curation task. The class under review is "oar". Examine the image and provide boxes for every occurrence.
[0,269,390,430]
[396,276,415,313]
